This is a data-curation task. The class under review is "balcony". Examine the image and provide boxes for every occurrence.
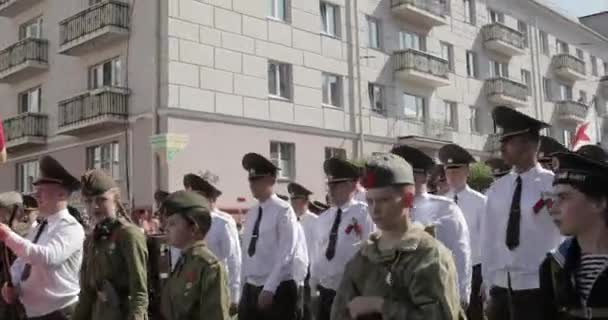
[394,49,450,87]
[0,0,41,17]
[2,113,48,150]
[390,0,449,28]
[555,100,588,123]
[57,87,129,135]
[482,23,526,57]
[59,1,130,56]
[0,38,48,83]
[552,54,586,81]
[485,77,529,108]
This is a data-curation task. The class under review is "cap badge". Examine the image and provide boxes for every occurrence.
[249,169,256,175]
[447,158,453,164]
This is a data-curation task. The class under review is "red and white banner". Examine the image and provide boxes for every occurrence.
[572,107,599,151]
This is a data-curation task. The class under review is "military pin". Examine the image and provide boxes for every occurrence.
[186,282,193,290]
[385,272,393,285]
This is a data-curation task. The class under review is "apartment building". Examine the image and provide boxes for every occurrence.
[1,0,608,209]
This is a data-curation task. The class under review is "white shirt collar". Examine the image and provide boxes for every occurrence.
[336,198,357,211]
[510,163,542,182]
[45,208,70,225]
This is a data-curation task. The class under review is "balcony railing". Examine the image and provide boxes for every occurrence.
[552,54,586,77]
[481,23,524,50]
[555,100,588,121]
[59,0,129,46]
[58,88,128,128]
[394,49,449,79]
[390,0,449,17]
[0,38,48,74]
[2,113,48,142]
[485,77,529,102]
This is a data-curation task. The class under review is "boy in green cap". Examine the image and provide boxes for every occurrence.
[331,153,464,320]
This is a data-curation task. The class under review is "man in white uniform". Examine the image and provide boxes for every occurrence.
[312,157,375,320]
[0,156,85,320]
[481,106,562,320]
[391,145,472,307]
[439,143,487,319]
[183,173,242,316]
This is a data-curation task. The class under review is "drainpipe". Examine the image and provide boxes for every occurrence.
[532,17,545,125]
[153,0,162,194]
[353,0,365,159]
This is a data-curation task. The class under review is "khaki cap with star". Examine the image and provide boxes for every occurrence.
[80,169,118,197]
[362,153,415,190]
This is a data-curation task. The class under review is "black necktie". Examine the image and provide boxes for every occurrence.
[21,219,48,281]
[506,176,522,251]
[454,194,459,204]
[325,208,342,260]
[248,206,263,257]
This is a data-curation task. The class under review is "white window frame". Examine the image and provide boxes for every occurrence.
[489,60,509,78]
[18,87,41,113]
[399,31,425,51]
[488,9,504,23]
[579,90,587,104]
[559,83,573,100]
[604,62,608,76]
[556,40,569,54]
[562,129,574,149]
[268,61,292,100]
[576,48,584,60]
[322,73,342,108]
[466,50,478,78]
[591,56,598,76]
[403,92,425,122]
[270,141,295,180]
[86,142,121,180]
[320,2,340,37]
[444,101,457,129]
[463,0,475,25]
[521,69,531,94]
[17,160,39,194]
[19,16,43,40]
[539,30,549,55]
[367,16,381,49]
[269,0,289,21]
[368,83,385,115]
[517,21,528,48]
[543,77,552,100]
[440,41,454,72]
[89,57,123,90]
[325,147,346,160]
[470,106,481,134]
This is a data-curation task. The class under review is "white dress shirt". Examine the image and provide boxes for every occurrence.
[481,163,562,292]
[298,211,318,288]
[7,208,85,317]
[445,185,487,266]
[293,222,310,286]
[311,199,375,291]
[206,209,242,304]
[353,188,367,204]
[241,194,300,293]
[412,192,472,304]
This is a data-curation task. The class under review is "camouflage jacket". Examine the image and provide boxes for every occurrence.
[331,225,465,320]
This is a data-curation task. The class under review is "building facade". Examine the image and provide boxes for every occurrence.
[1,0,608,209]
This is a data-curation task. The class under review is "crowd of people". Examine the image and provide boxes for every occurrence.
[0,105,607,320]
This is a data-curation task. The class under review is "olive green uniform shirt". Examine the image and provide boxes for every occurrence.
[331,225,464,320]
[73,219,149,320]
[160,240,230,320]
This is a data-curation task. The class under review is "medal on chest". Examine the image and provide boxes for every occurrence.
[385,271,393,286]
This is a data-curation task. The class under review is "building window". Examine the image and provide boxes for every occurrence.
[576,48,584,60]
[543,77,552,100]
[17,160,39,194]
[19,17,43,40]
[562,129,574,149]
[444,101,457,129]
[517,21,528,48]
[556,40,569,54]
[559,83,573,100]
[604,62,608,76]
[270,142,295,179]
[268,61,292,99]
[521,69,531,95]
[325,147,346,160]
[470,106,481,133]
[86,142,120,180]
[539,30,549,55]
[488,9,504,23]
[368,83,384,114]
[489,60,508,78]
[399,31,425,51]
[322,73,342,107]
[579,90,587,104]
[89,57,122,89]
[367,16,380,49]
[320,2,339,37]
[403,92,425,122]
[463,0,475,25]
[591,56,598,76]
[466,50,478,78]
[18,87,41,113]
[269,0,289,21]
[440,42,454,72]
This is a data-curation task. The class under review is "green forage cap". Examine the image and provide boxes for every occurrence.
[81,170,117,197]
[363,153,415,189]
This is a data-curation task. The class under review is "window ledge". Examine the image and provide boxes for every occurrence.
[322,104,342,109]
[320,32,341,40]
[266,16,290,24]
[268,95,292,102]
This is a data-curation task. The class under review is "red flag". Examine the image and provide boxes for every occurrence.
[571,122,591,151]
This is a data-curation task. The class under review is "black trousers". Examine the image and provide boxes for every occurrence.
[467,264,484,320]
[239,280,300,320]
[28,303,76,320]
[317,286,336,320]
[302,278,312,320]
[487,286,544,320]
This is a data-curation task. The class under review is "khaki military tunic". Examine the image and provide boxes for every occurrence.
[331,225,464,320]
[72,219,149,320]
[160,240,230,320]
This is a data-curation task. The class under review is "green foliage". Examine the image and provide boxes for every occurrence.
[468,162,493,193]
